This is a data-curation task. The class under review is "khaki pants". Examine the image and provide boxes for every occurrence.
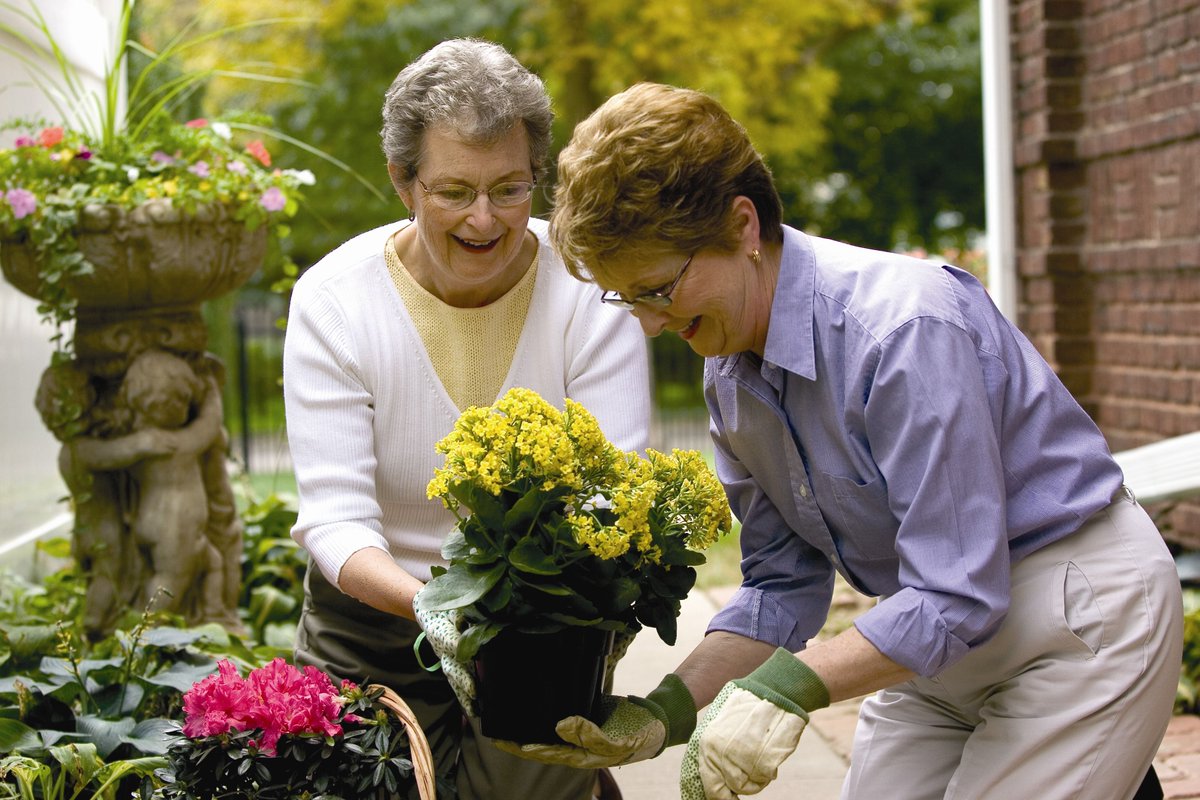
[843,489,1183,800]
[295,568,596,800]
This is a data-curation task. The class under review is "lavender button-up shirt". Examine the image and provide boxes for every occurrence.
[705,226,1124,676]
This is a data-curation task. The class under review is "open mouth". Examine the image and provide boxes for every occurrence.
[679,316,701,340]
[454,235,499,254]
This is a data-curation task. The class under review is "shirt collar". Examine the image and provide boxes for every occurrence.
[759,226,817,380]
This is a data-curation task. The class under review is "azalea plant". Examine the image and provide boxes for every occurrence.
[156,658,418,800]
[420,387,733,657]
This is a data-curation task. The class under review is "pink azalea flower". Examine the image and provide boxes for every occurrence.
[13,136,35,148]
[182,658,348,756]
[181,660,258,738]
[259,187,286,212]
[188,161,210,178]
[5,188,36,219]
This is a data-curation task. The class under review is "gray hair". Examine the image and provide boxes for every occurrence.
[381,38,553,183]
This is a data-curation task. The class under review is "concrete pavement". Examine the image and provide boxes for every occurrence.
[607,590,858,800]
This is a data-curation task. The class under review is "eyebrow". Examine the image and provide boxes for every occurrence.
[425,169,530,186]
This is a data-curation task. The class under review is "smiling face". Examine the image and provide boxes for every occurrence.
[390,123,537,307]
[601,246,774,358]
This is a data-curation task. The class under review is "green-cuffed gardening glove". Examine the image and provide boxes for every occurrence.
[411,588,477,716]
[681,647,830,800]
[495,673,697,768]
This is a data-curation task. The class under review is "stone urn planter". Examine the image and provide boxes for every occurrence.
[1,199,266,636]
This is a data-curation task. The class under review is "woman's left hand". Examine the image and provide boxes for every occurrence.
[412,588,477,714]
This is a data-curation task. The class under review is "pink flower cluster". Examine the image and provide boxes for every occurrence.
[181,658,354,755]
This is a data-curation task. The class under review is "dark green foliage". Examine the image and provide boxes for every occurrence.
[780,0,984,252]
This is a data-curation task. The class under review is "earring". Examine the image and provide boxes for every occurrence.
[408,210,415,222]
[750,248,761,267]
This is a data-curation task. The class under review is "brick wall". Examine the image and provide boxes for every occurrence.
[1011,0,1200,547]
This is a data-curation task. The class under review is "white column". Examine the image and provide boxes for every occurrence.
[981,0,1018,320]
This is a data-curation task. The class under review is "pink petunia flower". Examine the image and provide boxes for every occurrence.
[5,188,37,219]
[74,149,92,160]
[259,187,286,212]
[13,136,34,148]
[38,126,63,147]
[151,150,175,165]
[188,161,210,178]
[226,160,248,175]
[185,118,208,128]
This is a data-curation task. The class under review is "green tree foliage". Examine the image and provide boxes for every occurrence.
[135,0,912,269]
[783,0,984,251]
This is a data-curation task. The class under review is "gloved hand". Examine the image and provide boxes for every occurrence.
[495,673,697,768]
[411,588,477,715]
[680,647,830,800]
[602,628,637,694]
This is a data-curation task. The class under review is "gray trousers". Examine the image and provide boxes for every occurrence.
[843,489,1183,800]
[295,568,596,800]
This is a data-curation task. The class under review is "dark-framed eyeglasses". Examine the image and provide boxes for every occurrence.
[600,253,695,310]
[416,177,535,211]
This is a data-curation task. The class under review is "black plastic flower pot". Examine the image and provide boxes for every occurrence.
[475,625,614,744]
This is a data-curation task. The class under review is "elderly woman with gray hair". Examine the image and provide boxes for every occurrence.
[282,39,648,799]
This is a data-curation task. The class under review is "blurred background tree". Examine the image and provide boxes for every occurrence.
[132,0,983,422]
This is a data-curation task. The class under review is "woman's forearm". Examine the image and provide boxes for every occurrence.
[335,546,426,620]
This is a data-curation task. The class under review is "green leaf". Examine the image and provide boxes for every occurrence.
[138,626,211,648]
[503,487,544,531]
[121,719,177,755]
[457,621,502,661]
[74,715,134,758]
[142,659,218,693]
[0,718,41,753]
[418,562,506,612]
[440,528,472,561]
[508,536,562,575]
[48,741,103,783]
[2,625,58,660]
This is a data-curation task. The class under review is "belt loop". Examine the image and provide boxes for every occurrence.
[1114,484,1136,505]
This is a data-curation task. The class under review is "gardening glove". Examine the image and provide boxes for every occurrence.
[602,629,637,694]
[680,647,830,800]
[412,587,477,716]
[495,673,696,768]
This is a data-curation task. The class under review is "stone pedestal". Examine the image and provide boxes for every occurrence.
[2,200,266,635]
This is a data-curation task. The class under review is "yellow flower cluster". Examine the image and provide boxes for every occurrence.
[428,388,616,501]
[429,388,731,569]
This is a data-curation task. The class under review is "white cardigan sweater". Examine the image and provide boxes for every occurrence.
[283,218,651,585]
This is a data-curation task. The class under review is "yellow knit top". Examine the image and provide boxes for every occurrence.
[384,235,538,410]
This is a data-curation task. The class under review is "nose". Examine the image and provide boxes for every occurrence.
[631,305,670,337]
[465,192,496,227]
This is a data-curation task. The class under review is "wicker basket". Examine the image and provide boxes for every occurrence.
[370,684,437,800]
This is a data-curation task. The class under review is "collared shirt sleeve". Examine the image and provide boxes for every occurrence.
[851,314,1011,676]
[704,381,835,652]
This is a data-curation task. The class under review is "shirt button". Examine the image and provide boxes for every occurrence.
[799,485,808,498]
